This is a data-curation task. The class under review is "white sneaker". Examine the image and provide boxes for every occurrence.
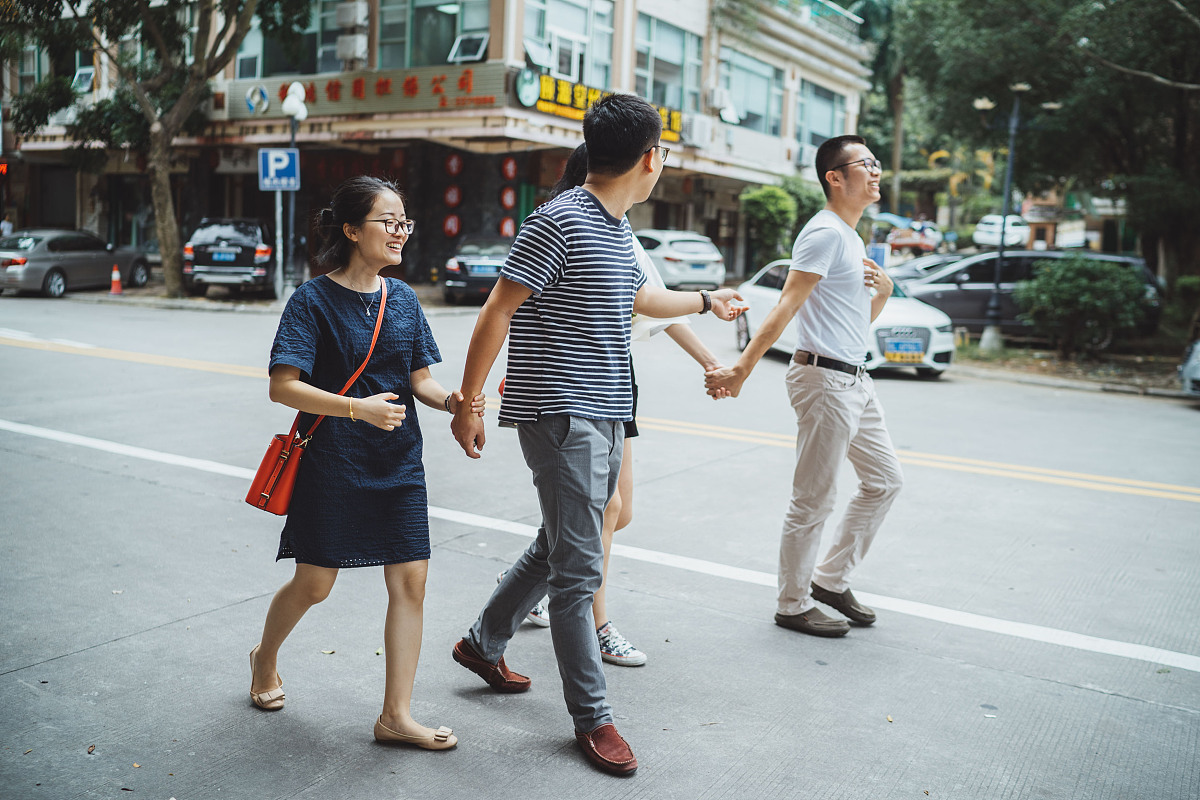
[496,571,550,627]
[596,621,647,666]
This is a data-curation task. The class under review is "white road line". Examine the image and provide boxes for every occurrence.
[4,417,1198,674]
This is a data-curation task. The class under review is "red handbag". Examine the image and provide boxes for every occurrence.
[246,279,388,515]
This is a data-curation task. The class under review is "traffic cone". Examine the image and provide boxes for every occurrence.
[109,264,123,295]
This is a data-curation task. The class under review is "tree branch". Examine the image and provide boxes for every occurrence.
[60,2,160,123]
[207,0,260,79]
[1077,44,1200,91]
[1166,0,1200,36]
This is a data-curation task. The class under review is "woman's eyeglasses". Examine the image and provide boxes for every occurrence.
[365,218,415,235]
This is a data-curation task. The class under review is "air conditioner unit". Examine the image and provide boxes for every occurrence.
[680,113,714,147]
[796,143,818,167]
[336,33,368,61]
[706,87,732,111]
[335,1,368,28]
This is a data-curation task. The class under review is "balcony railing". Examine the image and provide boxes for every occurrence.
[776,0,863,45]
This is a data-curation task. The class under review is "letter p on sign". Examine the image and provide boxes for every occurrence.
[258,148,300,191]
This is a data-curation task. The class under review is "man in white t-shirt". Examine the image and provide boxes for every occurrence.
[705,134,903,637]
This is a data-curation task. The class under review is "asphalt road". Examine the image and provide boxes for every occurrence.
[1,292,1198,800]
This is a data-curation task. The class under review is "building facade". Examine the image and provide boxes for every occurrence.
[3,0,871,281]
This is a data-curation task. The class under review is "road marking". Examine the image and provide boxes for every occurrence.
[641,416,1200,504]
[5,332,1196,503]
[3,417,1198,674]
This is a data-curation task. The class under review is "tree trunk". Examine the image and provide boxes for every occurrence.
[889,71,905,215]
[148,127,183,297]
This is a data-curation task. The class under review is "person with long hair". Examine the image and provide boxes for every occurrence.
[503,143,731,666]
[249,175,482,750]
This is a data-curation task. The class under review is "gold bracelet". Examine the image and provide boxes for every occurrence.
[348,397,355,422]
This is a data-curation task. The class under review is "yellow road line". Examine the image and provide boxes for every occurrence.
[6,335,1195,503]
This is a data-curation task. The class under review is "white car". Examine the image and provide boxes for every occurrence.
[1180,340,1200,397]
[734,259,956,378]
[634,229,726,290]
[972,214,1030,248]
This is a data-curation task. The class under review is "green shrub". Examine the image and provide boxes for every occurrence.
[740,185,797,262]
[1014,255,1147,359]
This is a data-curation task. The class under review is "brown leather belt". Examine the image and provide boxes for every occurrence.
[793,350,866,377]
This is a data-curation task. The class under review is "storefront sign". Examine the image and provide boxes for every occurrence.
[223,64,505,121]
[512,69,681,143]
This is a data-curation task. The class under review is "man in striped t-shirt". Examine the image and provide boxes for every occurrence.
[449,94,743,777]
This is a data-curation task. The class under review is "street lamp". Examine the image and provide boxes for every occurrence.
[281,82,308,295]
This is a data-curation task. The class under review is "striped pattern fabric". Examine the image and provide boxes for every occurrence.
[498,187,646,425]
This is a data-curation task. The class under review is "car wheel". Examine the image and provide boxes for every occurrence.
[735,314,750,351]
[127,261,150,288]
[42,269,67,298]
[916,367,942,380]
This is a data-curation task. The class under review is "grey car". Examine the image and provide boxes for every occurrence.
[1180,340,1200,397]
[0,229,151,297]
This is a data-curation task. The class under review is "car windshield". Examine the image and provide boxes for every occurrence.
[191,222,262,244]
[458,239,511,256]
[669,239,720,255]
[891,282,907,298]
[0,235,40,250]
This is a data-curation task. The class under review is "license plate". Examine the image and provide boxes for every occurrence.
[691,262,709,270]
[884,338,924,363]
[211,251,236,262]
[470,264,498,275]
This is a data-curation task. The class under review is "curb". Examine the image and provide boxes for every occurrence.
[951,364,1194,400]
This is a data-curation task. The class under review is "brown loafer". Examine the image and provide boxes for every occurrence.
[774,607,850,637]
[452,639,531,693]
[576,723,638,776]
[810,583,876,626]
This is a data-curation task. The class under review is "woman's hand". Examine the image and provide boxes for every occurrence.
[447,391,487,417]
[358,392,407,431]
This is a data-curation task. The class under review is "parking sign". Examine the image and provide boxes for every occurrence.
[258,148,300,191]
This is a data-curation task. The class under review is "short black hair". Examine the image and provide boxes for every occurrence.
[815,134,867,198]
[583,94,663,176]
[314,175,404,270]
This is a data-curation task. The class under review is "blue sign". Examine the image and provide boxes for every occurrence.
[258,148,300,191]
[866,242,888,267]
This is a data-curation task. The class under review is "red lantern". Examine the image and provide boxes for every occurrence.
[499,217,516,237]
[444,185,462,208]
[501,156,518,181]
[445,154,463,176]
[500,186,516,210]
[443,214,461,237]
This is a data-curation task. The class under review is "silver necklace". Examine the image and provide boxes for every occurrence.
[357,289,375,318]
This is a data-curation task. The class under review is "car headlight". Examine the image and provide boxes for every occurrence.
[937,323,952,333]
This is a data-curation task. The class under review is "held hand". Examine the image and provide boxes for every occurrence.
[447,390,487,418]
[704,365,746,399]
[863,258,892,295]
[706,363,732,399]
[360,392,407,431]
[451,405,486,458]
[709,289,746,321]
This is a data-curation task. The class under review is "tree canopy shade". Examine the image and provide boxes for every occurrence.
[9,0,311,297]
[897,0,1200,298]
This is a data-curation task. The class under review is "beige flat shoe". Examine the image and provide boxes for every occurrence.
[373,716,457,750]
[249,644,285,711]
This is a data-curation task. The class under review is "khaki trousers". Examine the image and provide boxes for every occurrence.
[778,360,903,615]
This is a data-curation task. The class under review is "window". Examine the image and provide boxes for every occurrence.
[18,46,42,95]
[796,80,846,147]
[237,21,262,78]
[378,0,409,68]
[635,15,702,112]
[316,0,341,73]
[756,263,788,290]
[719,48,783,135]
[411,0,489,67]
[524,0,613,86]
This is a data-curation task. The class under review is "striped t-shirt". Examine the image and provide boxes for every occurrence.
[498,187,646,425]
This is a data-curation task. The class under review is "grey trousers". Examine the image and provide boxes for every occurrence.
[467,415,623,733]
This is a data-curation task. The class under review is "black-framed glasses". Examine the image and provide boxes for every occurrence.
[645,145,670,164]
[365,218,415,235]
[830,157,882,174]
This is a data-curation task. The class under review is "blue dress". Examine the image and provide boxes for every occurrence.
[268,276,441,567]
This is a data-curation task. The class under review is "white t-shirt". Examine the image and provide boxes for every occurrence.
[629,237,689,342]
[790,209,870,364]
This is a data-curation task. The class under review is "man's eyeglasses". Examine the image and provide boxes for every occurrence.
[365,218,415,235]
[645,145,670,164]
[830,157,882,174]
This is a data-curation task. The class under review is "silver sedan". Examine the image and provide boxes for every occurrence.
[0,229,151,297]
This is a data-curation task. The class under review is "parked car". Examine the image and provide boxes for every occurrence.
[734,259,956,378]
[902,250,1162,335]
[1180,340,1200,397]
[885,252,963,283]
[634,229,725,290]
[886,222,943,255]
[183,218,275,298]
[442,235,513,303]
[972,214,1031,248]
[0,229,151,298]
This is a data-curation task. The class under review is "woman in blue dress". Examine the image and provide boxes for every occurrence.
[249,176,481,751]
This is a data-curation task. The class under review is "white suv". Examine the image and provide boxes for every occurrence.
[634,229,726,290]
[972,214,1031,248]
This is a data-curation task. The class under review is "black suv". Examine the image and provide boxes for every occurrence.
[903,250,1162,335]
[183,218,275,298]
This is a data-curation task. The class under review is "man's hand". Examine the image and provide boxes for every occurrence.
[710,288,746,321]
[864,258,892,296]
[451,404,486,458]
[359,392,407,430]
[705,365,746,398]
